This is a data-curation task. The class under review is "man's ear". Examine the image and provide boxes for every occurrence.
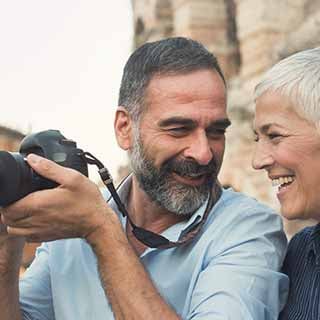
[114,106,133,150]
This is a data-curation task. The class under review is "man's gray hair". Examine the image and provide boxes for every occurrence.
[118,37,225,122]
[254,47,320,125]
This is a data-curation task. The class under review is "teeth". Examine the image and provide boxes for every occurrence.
[182,172,205,178]
[271,176,294,187]
[187,173,203,178]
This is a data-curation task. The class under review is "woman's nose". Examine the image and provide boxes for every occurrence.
[252,142,274,170]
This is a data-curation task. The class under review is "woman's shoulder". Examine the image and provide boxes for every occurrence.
[288,224,319,249]
[283,225,318,269]
[289,225,317,245]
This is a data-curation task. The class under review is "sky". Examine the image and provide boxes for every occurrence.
[0,0,133,182]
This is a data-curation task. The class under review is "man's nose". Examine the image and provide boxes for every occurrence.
[252,142,273,170]
[183,134,213,165]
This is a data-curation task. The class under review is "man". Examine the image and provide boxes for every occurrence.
[0,37,288,319]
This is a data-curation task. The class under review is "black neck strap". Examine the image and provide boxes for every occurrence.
[81,151,221,249]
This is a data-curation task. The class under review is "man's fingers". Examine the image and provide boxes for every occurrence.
[0,215,7,234]
[2,215,34,228]
[6,226,60,243]
[26,153,84,187]
[6,226,37,241]
[27,154,68,185]
[1,191,39,221]
[6,226,28,237]
[1,189,54,221]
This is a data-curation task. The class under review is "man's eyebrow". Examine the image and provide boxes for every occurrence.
[206,118,231,131]
[208,118,231,129]
[159,117,232,129]
[158,117,196,127]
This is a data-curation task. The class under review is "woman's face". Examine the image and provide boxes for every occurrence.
[252,91,320,220]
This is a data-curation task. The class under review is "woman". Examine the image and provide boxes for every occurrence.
[252,47,320,320]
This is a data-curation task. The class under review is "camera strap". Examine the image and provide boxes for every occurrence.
[80,151,219,249]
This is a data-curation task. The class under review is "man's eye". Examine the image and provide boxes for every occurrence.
[169,127,189,136]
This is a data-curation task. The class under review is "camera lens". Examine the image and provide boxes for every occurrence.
[0,130,89,207]
[0,151,33,207]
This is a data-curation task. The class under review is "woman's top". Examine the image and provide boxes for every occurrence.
[280,224,320,320]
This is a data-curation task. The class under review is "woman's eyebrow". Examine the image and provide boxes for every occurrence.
[257,123,281,133]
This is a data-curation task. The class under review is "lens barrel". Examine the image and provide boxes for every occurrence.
[0,151,33,207]
[0,130,88,207]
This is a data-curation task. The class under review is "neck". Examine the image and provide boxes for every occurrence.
[127,175,186,233]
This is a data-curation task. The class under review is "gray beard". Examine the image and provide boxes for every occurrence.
[129,133,216,216]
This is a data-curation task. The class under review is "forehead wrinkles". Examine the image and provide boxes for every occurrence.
[143,88,227,121]
[254,94,294,131]
[255,107,309,132]
[254,111,288,131]
[143,72,226,109]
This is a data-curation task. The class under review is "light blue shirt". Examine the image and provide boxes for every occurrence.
[19,181,289,320]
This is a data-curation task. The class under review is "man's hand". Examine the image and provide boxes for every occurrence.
[1,154,112,243]
[0,217,7,235]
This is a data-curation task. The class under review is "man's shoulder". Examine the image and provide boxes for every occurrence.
[215,188,279,220]
[198,188,286,271]
[204,188,283,238]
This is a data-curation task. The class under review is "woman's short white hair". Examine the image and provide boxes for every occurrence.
[254,47,320,125]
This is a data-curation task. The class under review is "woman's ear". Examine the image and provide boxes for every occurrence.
[114,106,133,150]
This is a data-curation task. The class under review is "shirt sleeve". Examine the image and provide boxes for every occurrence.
[186,206,289,320]
[19,243,55,320]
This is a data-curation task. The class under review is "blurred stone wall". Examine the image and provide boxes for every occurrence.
[0,126,24,151]
[131,0,320,237]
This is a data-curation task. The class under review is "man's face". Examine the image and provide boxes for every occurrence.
[129,69,229,215]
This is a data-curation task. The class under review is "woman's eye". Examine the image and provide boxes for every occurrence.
[268,133,282,140]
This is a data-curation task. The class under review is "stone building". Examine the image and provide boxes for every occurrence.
[131,0,320,236]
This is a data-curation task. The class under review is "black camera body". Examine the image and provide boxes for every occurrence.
[0,130,88,207]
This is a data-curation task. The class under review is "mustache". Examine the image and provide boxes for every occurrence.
[162,157,218,177]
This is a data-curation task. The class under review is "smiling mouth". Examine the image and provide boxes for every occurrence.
[271,176,295,191]
[173,172,208,186]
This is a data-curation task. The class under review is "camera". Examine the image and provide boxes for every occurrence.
[0,130,88,207]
